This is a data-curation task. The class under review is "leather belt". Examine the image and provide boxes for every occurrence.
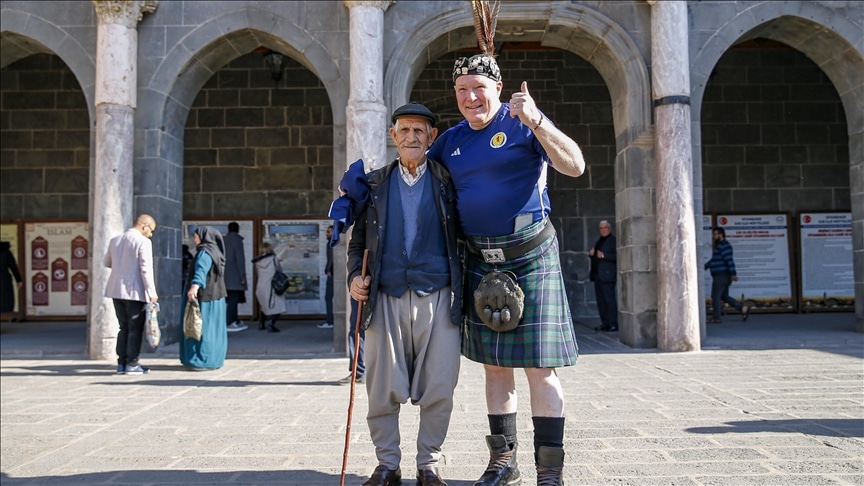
[466,221,556,264]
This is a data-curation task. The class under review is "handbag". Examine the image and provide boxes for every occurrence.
[183,299,203,341]
[271,256,290,296]
[145,302,161,347]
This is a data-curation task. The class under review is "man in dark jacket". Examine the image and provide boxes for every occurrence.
[223,222,248,332]
[590,220,618,332]
[348,103,462,486]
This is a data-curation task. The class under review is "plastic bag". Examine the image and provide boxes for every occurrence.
[145,302,161,347]
[183,300,203,341]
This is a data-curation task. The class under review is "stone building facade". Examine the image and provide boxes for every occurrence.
[1,1,861,357]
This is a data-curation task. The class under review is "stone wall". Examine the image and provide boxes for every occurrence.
[411,47,617,317]
[182,52,335,219]
[0,54,89,220]
[702,42,849,214]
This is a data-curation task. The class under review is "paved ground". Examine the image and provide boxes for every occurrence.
[1,313,862,485]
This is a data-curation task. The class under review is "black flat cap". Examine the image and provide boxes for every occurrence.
[391,102,437,125]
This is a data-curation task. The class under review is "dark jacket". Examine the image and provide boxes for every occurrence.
[589,234,617,283]
[347,158,462,329]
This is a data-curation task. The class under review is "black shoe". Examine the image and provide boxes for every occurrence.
[362,465,402,486]
[258,321,266,330]
[594,324,611,332]
[607,325,618,332]
[268,325,280,332]
[535,446,565,486]
[417,465,447,486]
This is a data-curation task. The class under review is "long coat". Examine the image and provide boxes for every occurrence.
[253,253,287,316]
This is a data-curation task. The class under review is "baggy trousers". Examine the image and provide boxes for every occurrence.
[365,287,461,469]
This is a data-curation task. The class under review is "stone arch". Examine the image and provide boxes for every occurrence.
[134,7,348,333]
[689,3,864,331]
[1,9,96,123]
[385,2,651,146]
[384,1,657,345]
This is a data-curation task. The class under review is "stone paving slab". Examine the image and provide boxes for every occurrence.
[2,320,862,486]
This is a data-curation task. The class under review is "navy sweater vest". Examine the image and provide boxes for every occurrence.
[378,171,450,297]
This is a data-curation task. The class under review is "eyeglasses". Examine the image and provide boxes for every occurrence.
[142,223,156,236]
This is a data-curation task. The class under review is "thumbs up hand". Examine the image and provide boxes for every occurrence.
[509,81,541,129]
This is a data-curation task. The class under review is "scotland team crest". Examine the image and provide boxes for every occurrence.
[490,132,506,148]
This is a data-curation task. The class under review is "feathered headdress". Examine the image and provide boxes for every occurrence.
[453,0,502,82]
[472,0,499,57]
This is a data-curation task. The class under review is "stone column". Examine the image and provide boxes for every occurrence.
[344,0,392,171]
[648,0,700,351]
[340,0,391,354]
[88,0,157,360]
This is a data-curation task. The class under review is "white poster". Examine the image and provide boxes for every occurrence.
[182,220,255,317]
[715,214,793,310]
[261,220,331,315]
[799,212,854,309]
[24,221,89,317]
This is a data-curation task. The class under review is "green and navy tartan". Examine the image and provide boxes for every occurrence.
[462,219,579,368]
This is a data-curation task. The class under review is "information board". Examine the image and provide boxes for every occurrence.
[260,220,330,315]
[1,223,23,316]
[24,221,89,317]
[715,214,793,311]
[799,212,853,310]
[182,220,255,318]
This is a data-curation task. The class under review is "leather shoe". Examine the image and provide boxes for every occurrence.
[416,465,447,486]
[594,324,611,332]
[362,465,402,486]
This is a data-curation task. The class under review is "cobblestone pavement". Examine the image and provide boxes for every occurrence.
[1,317,862,485]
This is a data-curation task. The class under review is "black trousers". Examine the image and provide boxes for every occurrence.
[594,280,618,326]
[113,299,146,366]
[226,290,243,324]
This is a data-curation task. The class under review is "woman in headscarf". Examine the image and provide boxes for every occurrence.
[180,226,228,370]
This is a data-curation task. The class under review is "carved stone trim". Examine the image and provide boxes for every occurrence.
[92,0,158,27]
[343,0,392,11]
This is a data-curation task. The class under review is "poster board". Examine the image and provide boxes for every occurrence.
[798,212,854,311]
[260,219,330,316]
[715,214,794,312]
[23,221,90,317]
[182,220,255,318]
[1,222,23,317]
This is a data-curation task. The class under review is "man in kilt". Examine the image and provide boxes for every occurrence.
[427,54,586,485]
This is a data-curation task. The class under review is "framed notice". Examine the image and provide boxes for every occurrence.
[23,221,90,317]
[798,212,853,311]
[261,219,330,316]
[1,222,23,317]
[182,220,255,318]
[714,214,794,311]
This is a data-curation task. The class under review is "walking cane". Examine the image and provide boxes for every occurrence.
[340,249,368,486]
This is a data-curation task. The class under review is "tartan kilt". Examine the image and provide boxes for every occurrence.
[462,219,579,368]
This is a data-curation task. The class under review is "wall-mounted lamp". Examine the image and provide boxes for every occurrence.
[263,50,285,83]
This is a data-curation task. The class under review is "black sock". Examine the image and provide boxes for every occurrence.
[533,416,565,461]
[488,413,518,448]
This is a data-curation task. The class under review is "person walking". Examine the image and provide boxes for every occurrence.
[348,102,462,486]
[318,225,335,329]
[590,220,618,332]
[223,222,248,332]
[103,214,159,375]
[252,242,286,332]
[705,227,751,323]
[180,226,228,370]
[426,48,586,484]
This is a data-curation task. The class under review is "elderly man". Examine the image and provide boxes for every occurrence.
[427,52,586,485]
[348,102,463,486]
[590,220,618,332]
